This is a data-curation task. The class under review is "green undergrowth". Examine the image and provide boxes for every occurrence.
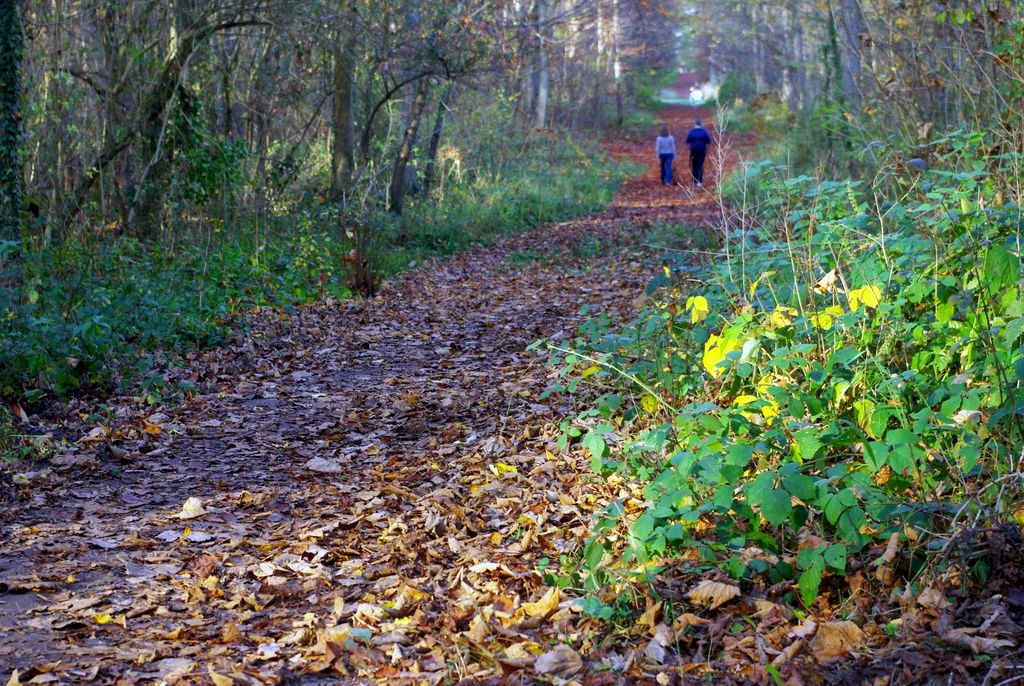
[540,133,1024,610]
[0,135,631,403]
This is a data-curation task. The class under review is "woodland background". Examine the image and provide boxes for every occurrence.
[2,0,1024,660]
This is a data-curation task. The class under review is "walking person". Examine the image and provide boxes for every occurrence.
[655,125,675,185]
[685,118,712,186]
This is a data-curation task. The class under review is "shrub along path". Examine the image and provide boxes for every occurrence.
[0,107,855,685]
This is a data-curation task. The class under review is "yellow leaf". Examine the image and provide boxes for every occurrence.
[492,463,518,477]
[6,670,19,686]
[208,665,234,686]
[95,613,112,625]
[702,334,741,378]
[582,365,602,378]
[825,305,845,317]
[810,313,834,330]
[685,295,710,324]
[813,269,839,294]
[848,285,881,313]
[733,395,757,407]
[641,395,659,413]
[768,310,792,329]
[522,586,560,617]
[175,497,207,519]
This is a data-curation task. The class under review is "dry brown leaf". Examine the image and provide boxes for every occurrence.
[882,531,900,564]
[686,580,740,610]
[651,622,674,647]
[207,665,234,686]
[810,621,866,660]
[771,638,804,667]
[753,599,793,620]
[917,583,952,611]
[941,629,1016,654]
[638,600,663,627]
[521,586,560,618]
[672,613,710,634]
[644,639,666,663]
[304,457,345,473]
[534,644,582,676]
[638,602,663,630]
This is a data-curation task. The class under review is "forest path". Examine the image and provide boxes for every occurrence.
[0,107,738,684]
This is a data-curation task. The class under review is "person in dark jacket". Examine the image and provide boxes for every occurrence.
[685,119,712,186]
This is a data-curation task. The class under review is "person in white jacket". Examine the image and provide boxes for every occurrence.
[655,125,676,185]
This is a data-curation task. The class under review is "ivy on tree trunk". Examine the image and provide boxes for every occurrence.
[0,0,22,249]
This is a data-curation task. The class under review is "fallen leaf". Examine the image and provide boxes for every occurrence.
[522,586,560,617]
[644,639,666,663]
[810,621,866,660]
[175,497,207,519]
[651,622,674,647]
[942,629,1016,654]
[672,613,710,634]
[207,665,234,686]
[771,638,805,667]
[305,457,346,473]
[686,580,740,610]
[534,644,582,677]
[6,670,19,686]
[917,583,952,610]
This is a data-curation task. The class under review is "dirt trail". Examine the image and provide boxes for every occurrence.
[0,107,735,684]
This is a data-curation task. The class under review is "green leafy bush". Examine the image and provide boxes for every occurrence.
[546,136,1024,605]
[0,122,630,401]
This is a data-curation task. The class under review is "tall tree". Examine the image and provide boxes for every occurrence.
[0,0,22,252]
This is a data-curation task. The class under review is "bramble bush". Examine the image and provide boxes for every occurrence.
[543,132,1024,607]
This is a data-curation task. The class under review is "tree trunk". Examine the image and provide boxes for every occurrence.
[0,0,23,253]
[389,78,429,215]
[833,0,867,103]
[422,84,452,197]
[534,0,549,129]
[612,0,623,125]
[331,43,355,198]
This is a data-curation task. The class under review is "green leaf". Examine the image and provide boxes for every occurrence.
[633,512,656,540]
[760,489,793,527]
[863,442,889,472]
[824,543,847,571]
[986,244,1020,294]
[822,493,845,525]
[713,485,734,510]
[726,443,754,467]
[935,301,954,325]
[798,557,825,606]
[585,540,605,570]
[782,473,816,500]
[747,471,777,506]
[582,430,609,459]
[886,428,920,445]
[870,407,896,439]
[793,428,823,462]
